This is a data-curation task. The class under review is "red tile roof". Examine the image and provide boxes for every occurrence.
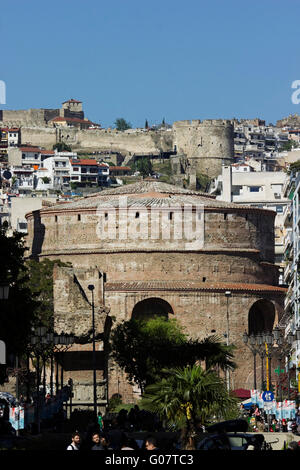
[70,159,98,166]
[62,99,82,104]
[51,116,92,124]
[105,280,287,294]
[20,146,42,152]
[40,150,55,155]
[110,166,132,171]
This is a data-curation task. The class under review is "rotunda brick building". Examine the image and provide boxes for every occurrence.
[26,181,286,404]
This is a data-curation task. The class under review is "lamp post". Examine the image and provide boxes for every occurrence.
[88,284,98,417]
[256,332,266,390]
[243,331,257,389]
[264,331,274,392]
[225,291,231,391]
[53,332,74,394]
[244,328,296,393]
[29,326,74,433]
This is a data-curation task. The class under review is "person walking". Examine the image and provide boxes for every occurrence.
[98,411,104,432]
[67,431,81,450]
[296,410,300,434]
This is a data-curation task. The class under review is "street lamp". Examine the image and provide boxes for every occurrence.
[53,332,74,396]
[88,284,98,417]
[243,331,259,390]
[29,326,75,433]
[225,291,231,391]
[264,331,274,391]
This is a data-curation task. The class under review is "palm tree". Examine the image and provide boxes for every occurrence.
[179,335,236,373]
[141,365,239,449]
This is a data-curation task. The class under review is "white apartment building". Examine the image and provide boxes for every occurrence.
[282,172,300,378]
[70,159,102,185]
[37,155,72,189]
[7,128,20,147]
[210,165,289,263]
[234,123,289,162]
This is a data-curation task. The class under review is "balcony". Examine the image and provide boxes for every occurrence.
[54,170,69,176]
[284,262,292,283]
[17,179,34,190]
[283,204,292,227]
[284,229,293,249]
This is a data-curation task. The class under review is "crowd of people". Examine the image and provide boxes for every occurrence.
[66,406,181,451]
[240,403,300,434]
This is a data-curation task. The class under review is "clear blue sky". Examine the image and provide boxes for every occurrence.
[1,0,300,128]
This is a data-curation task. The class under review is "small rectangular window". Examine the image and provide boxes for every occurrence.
[55,215,58,222]
[135,212,140,219]
[77,214,81,221]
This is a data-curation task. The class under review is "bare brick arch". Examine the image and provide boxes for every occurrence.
[248,299,275,335]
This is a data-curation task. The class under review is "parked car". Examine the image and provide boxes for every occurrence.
[196,419,269,450]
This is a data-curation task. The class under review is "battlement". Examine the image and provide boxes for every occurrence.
[173,119,233,128]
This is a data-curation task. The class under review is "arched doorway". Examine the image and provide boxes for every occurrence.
[132,297,174,321]
[248,299,275,334]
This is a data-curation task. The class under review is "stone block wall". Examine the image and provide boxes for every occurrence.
[173,119,234,178]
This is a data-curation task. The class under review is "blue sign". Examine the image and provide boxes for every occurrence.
[262,391,274,402]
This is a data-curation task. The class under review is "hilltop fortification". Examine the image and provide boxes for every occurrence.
[172,119,234,178]
[0,100,234,180]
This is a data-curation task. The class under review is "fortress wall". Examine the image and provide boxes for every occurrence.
[62,128,173,155]
[173,119,234,178]
[0,108,46,125]
[18,126,174,154]
[21,126,58,147]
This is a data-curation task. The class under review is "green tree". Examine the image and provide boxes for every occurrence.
[25,258,72,329]
[288,159,300,174]
[110,317,235,393]
[134,157,153,178]
[114,118,132,131]
[53,142,72,152]
[280,140,299,152]
[196,172,211,192]
[145,119,149,129]
[141,365,239,449]
[0,227,38,382]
